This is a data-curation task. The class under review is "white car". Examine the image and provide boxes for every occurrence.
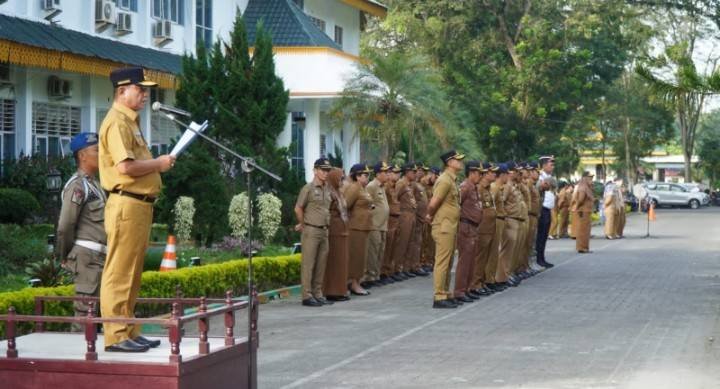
[644,182,709,209]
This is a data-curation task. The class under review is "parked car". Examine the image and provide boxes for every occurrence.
[643,182,710,209]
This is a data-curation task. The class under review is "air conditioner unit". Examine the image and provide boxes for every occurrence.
[95,0,116,25]
[41,0,61,12]
[116,12,132,34]
[153,20,173,42]
[47,76,72,99]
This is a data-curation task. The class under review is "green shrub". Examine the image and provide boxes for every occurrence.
[0,254,301,338]
[0,224,47,276]
[0,189,41,224]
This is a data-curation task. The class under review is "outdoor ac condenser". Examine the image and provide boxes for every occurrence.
[95,0,116,25]
[116,12,133,34]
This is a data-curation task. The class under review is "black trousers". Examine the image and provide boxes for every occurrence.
[535,207,552,264]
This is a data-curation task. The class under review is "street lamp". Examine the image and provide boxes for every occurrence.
[46,168,62,235]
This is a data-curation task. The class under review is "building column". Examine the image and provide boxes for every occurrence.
[81,76,96,133]
[277,112,292,149]
[304,100,321,183]
[343,121,359,169]
[14,67,32,157]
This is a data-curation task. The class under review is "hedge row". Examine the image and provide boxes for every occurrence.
[0,254,301,338]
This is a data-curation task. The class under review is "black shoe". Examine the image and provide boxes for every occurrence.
[432,299,458,309]
[507,278,520,287]
[316,297,334,305]
[133,336,161,348]
[422,266,434,273]
[396,272,410,280]
[391,273,404,281]
[379,275,394,284]
[105,339,149,353]
[456,295,474,303]
[350,289,371,296]
[302,297,323,307]
[450,298,464,305]
[412,269,430,277]
[541,261,555,268]
[326,295,350,301]
[495,282,508,291]
[403,271,417,278]
[466,290,481,299]
[360,281,374,289]
[479,287,494,295]
[578,250,593,254]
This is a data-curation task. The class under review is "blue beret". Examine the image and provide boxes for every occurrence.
[70,132,99,153]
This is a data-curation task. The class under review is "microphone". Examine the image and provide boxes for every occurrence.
[151,102,191,117]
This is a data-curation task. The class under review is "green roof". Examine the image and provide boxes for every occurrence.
[0,14,182,74]
[244,0,342,50]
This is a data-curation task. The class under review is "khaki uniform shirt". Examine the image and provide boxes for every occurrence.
[345,181,373,231]
[571,183,595,212]
[414,182,429,223]
[396,177,417,213]
[99,102,161,196]
[386,181,401,217]
[367,179,389,231]
[491,182,506,218]
[296,178,332,226]
[56,170,107,260]
[504,181,527,220]
[432,170,460,231]
[459,179,483,224]
[478,182,496,234]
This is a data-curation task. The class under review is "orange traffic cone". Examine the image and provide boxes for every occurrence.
[159,235,177,272]
[649,203,657,222]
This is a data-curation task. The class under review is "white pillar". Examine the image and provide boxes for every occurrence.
[304,100,321,182]
[81,76,96,133]
[277,112,292,148]
[14,67,32,157]
[343,121,360,168]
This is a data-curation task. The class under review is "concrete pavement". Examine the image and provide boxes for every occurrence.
[255,208,720,388]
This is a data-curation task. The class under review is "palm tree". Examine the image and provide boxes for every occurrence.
[636,54,720,182]
[329,50,457,161]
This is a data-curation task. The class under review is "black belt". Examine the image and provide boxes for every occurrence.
[507,216,526,222]
[110,189,156,203]
[496,216,506,220]
[305,223,328,230]
[460,218,479,227]
[528,212,538,217]
[390,214,400,218]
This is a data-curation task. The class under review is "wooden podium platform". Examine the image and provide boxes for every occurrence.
[0,293,258,389]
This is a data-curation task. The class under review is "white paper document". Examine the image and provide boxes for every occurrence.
[170,120,208,157]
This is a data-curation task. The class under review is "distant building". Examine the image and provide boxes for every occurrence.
[0,0,386,182]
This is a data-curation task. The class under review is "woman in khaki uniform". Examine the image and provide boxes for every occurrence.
[323,168,350,301]
[603,182,619,239]
[345,164,374,296]
[571,172,595,253]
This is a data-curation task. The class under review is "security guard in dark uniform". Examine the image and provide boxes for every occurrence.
[57,132,106,331]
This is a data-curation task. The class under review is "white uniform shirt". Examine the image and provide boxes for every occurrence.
[540,170,556,209]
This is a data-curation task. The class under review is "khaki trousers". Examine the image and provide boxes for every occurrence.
[392,212,416,272]
[604,206,617,237]
[421,221,435,267]
[300,225,329,299]
[616,209,626,237]
[454,222,480,297]
[573,211,591,251]
[549,208,558,237]
[381,217,399,276]
[67,246,105,332]
[512,219,528,273]
[526,216,538,262]
[498,218,518,282]
[559,209,570,237]
[101,195,152,347]
[470,231,494,289]
[405,220,424,271]
[431,223,457,301]
[365,230,386,281]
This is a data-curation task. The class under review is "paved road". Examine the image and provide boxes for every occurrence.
[256,208,720,389]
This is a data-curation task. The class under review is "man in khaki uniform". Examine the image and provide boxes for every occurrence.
[559,183,573,238]
[409,163,430,277]
[571,172,595,253]
[426,150,465,308]
[470,162,498,296]
[524,162,542,275]
[392,163,417,279]
[490,164,509,291]
[501,163,524,288]
[99,67,174,352]
[454,161,484,303]
[420,167,439,271]
[295,158,333,307]
[380,164,402,283]
[512,163,530,276]
[364,162,390,287]
[57,133,106,331]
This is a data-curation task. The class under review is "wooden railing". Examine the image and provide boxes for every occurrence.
[0,289,258,364]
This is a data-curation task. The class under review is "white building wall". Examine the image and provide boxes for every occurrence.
[303,0,361,55]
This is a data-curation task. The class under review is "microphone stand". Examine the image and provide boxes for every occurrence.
[158,111,280,389]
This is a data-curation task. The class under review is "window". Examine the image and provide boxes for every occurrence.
[116,0,138,11]
[334,25,343,47]
[0,99,15,161]
[196,0,213,49]
[291,112,305,176]
[671,185,685,193]
[308,16,326,33]
[153,0,184,24]
[32,102,81,158]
